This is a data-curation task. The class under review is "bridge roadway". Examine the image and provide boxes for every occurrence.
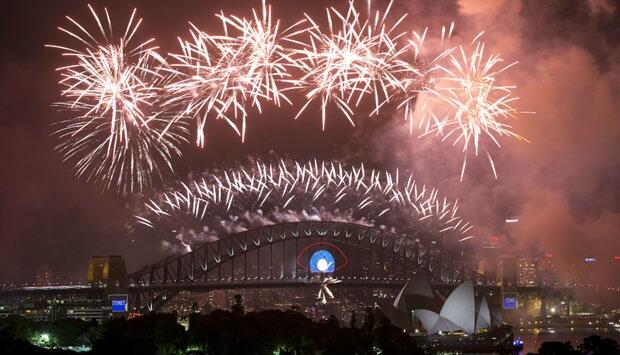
[0,280,577,314]
[0,221,559,310]
[4,280,569,299]
[0,279,433,298]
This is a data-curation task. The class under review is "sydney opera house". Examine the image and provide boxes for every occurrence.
[379,275,520,352]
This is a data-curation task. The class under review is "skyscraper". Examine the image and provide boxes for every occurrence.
[496,255,517,287]
[87,255,127,289]
[35,264,54,286]
[517,258,539,286]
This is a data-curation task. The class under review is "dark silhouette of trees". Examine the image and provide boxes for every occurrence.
[8,309,619,355]
[536,341,581,355]
[578,335,620,355]
[528,336,620,355]
[362,306,375,332]
[349,311,357,328]
[91,313,186,355]
[230,294,244,316]
[0,315,36,341]
[323,327,373,355]
[49,319,97,347]
[374,317,424,355]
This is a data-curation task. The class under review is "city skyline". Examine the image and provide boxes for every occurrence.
[1,0,619,288]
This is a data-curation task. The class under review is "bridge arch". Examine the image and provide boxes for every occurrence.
[128,221,478,311]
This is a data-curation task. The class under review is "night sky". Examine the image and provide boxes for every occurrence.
[1,0,619,283]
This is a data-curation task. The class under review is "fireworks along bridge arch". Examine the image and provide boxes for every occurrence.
[127,221,481,312]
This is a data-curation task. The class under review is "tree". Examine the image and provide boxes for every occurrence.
[231,294,244,316]
[362,307,375,332]
[578,335,620,355]
[0,329,41,354]
[374,317,423,355]
[323,327,373,355]
[537,341,581,355]
[0,315,36,341]
[50,318,94,347]
[349,311,357,328]
[152,316,187,355]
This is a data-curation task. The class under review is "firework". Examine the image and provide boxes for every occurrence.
[49,2,530,190]
[135,159,474,252]
[164,1,301,147]
[421,37,530,180]
[48,5,186,193]
[396,24,456,133]
[317,277,341,304]
[290,1,410,128]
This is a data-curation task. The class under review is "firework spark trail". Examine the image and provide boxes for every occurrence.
[50,2,530,192]
[419,38,530,180]
[397,23,456,134]
[164,0,303,147]
[136,159,475,252]
[290,1,410,129]
[48,5,187,193]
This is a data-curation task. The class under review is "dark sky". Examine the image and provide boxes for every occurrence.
[1,0,619,283]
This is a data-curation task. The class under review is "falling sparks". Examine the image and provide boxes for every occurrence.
[291,1,409,128]
[135,159,475,251]
[421,38,530,180]
[49,2,531,192]
[48,5,187,193]
[317,277,341,304]
[163,0,300,147]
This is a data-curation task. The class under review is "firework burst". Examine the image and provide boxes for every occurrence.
[396,24,456,133]
[135,159,475,252]
[49,2,531,191]
[164,1,301,147]
[421,37,530,180]
[48,5,187,193]
[290,1,410,128]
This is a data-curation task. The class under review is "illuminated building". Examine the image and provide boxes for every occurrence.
[496,255,517,287]
[538,254,556,286]
[517,258,538,286]
[87,255,127,290]
[0,257,129,323]
[66,307,105,322]
[35,264,54,286]
[386,276,502,335]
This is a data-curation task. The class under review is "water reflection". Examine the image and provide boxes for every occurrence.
[515,330,620,354]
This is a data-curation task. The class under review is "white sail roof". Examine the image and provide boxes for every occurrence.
[476,295,492,332]
[393,273,434,310]
[413,309,440,332]
[438,280,476,334]
[430,316,463,334]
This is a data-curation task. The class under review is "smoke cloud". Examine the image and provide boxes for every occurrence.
[364,0,620,282]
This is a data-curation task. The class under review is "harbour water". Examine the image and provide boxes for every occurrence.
[515,329,620,354]
[434,329,620,354]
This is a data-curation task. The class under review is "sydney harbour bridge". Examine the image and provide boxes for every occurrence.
[0,221,482,313]
[128,221,480,311]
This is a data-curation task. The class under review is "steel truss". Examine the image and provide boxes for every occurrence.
[128,221,479,311]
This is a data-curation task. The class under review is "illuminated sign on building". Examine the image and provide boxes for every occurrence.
[296,242,348,273]
[503,293,518,309]
[109,294,128,313]
[111,299,127,312]
[309,250,336,273]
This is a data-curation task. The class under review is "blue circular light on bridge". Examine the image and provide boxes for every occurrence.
[309,249,335,273]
